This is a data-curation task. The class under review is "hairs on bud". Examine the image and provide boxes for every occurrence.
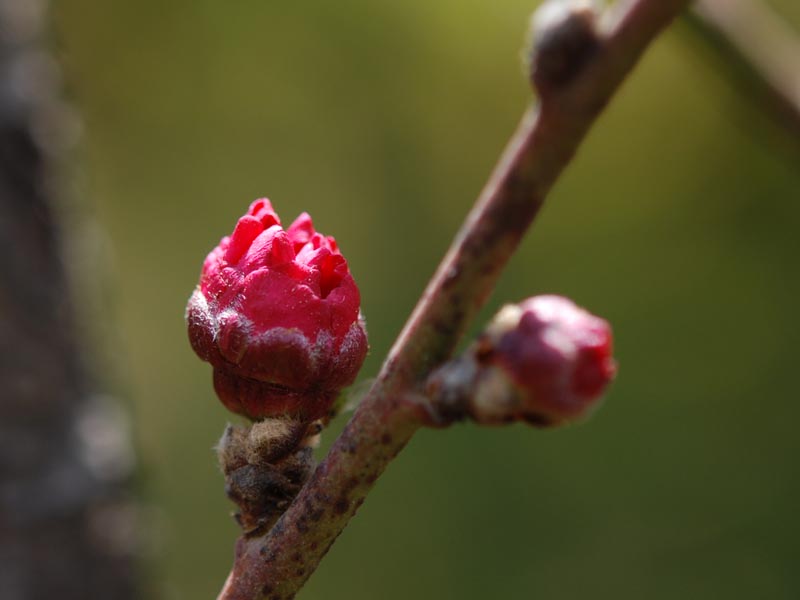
[216,420,319,535]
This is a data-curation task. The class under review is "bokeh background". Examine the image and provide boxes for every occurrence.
[51,1,799,598]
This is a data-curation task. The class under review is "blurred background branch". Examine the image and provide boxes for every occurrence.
[686,0,800,141]
[0,1,137,598]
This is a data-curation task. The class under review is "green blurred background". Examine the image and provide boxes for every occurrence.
[51,1,800,598]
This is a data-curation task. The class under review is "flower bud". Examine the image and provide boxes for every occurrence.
[427,295,615,427]
[479,295,615,425]
[186,199,368,421]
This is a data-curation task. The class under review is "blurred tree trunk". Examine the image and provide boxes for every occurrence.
[0,1,138,598]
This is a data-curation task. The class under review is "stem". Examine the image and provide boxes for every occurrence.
[218,1,690,598]
[686,0,800,140]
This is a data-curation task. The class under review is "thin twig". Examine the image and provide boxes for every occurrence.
[217,1,690,598]
[686,0,800,140]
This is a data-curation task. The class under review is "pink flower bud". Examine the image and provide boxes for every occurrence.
[478,295,616,426]
[186,199,368,421]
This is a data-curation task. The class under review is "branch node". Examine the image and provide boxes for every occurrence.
[527,0,601,96]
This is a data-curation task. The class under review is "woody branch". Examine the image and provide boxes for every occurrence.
[214,1,691,599]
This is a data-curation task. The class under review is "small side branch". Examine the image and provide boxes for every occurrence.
[687,0,800,140]
[217,1,690,599]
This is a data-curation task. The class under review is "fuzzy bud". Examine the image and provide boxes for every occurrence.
[216,421,316,534]
[186,199,368,421]
[428,295,615,427]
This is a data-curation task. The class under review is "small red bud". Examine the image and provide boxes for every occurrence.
[480,295,616,426]
[186,199,368,421]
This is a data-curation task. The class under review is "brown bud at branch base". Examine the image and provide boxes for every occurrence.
[216,419,320,535]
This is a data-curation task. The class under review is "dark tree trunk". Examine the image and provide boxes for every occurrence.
[0,1,138,598]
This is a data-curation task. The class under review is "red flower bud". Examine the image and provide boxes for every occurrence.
[186,199,368,421]
[477,295,615,426]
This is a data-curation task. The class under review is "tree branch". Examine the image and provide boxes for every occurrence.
[686,0,800,140]
[217,1,690,598]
